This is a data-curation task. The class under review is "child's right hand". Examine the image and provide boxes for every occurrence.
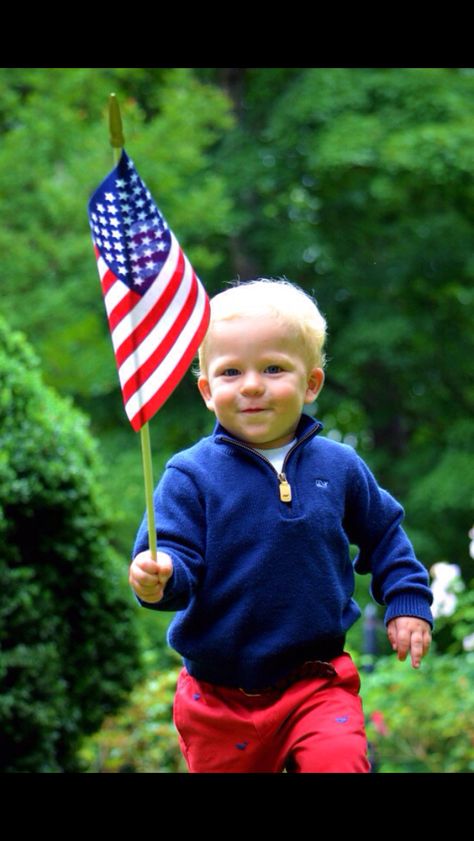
[129,550,173,603]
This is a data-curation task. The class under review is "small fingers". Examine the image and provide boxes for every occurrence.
[387,618,432,669]
[409,629,424,669]
[155,551,173,582]
[129,550,173,603]
[395,627,411,662]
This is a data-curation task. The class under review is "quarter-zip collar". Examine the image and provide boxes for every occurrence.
[214,414,323,503]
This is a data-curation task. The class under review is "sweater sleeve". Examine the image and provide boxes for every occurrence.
[343,452,434,627]
[132,463,206,612]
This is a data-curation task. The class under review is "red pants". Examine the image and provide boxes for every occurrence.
[173,652,370,773]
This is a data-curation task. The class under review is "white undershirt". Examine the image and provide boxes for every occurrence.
[254,439,296,474]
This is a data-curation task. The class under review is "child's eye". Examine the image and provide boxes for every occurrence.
[265,365,283,374]
[221,368,240,377]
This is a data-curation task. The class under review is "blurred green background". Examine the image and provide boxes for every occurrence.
[1,67,473,772]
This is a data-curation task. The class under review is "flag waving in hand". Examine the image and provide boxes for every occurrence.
[88,150,210,432]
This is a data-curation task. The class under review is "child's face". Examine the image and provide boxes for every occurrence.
[197,316,324,449]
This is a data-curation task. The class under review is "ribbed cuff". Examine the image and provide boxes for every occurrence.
[384,595,434,628]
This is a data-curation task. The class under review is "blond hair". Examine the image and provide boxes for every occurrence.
[198,278,327,375]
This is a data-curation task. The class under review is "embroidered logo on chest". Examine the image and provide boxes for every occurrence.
[315,478,329,489]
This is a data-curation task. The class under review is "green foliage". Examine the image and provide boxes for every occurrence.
[79,660,186,773]
[0,318,141,771]
[362,652,474,773]
[362,576,474,773]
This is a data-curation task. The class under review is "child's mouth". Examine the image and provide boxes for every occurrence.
[242,407,266,413]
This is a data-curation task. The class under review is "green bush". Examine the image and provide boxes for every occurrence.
[79,659,186,773]
[362,575,474,773]
[362,652,474,772]
[0,318,141,771]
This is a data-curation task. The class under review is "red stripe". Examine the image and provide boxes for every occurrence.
[114,249,186,368]
[100,266,117,296]
[128,294,210,431]
[121,273,199,404]
[107,287,142,332]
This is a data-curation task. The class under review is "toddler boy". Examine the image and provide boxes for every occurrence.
[129,279,433,773]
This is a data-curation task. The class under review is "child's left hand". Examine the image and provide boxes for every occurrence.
[386,616,432,669]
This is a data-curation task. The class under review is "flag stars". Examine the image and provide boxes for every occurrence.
[89,152,172,294]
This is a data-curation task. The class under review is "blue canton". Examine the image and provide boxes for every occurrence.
[88,150,171,296]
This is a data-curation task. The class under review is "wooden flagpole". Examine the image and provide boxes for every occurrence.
[108,93,157,561]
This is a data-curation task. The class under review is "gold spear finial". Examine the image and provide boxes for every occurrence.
[108,93,125,151]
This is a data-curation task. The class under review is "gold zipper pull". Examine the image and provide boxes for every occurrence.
[279,473,292,503]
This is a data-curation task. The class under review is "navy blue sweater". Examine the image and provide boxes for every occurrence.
[132,415,433,690]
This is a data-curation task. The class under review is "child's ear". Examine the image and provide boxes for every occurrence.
[305,367,325,404]
[197,376,214,411]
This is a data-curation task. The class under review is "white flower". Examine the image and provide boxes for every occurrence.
[462,633,474,652]
[430,562,463,619]
[469,525,474,558]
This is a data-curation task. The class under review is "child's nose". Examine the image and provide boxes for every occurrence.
[240,372,264,395]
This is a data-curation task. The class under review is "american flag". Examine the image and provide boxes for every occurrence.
[87,149,210,431]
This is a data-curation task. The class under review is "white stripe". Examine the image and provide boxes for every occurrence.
[97,254,108,281]
[117,252,194,389]
[110,233,181,353]
[124,277,208,422]
[103,278,130,318]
